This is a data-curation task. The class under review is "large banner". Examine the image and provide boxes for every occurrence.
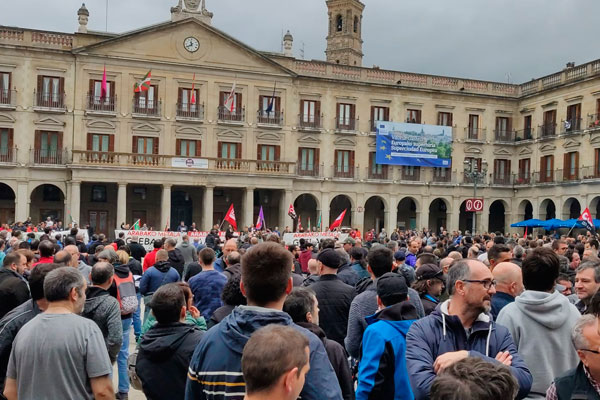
[376,121,452,167]
[31,229,90,244]
[282,232,348,246]
[115,230,231,251]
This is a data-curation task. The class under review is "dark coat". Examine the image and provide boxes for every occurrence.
[128,242,147,262]
[168,248,185,276]
[222,263,241,281]
[553,362,600,400]
[337,263,360,287]
[309,274,355,346]
[137,322,204,400]
[0,269,30,320]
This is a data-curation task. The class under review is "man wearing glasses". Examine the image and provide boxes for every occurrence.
[497,247,580,399]
[405,259,532,400]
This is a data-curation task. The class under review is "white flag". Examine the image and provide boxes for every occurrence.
[224,83,237,113]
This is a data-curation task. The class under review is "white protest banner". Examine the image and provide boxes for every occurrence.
[115,230,232,251]
[282,232,348,246]
[33,229,90,244]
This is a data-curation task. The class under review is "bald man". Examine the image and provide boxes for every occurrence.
[64,244,92,283]
[490,262,524,320]
[213,239,238,273]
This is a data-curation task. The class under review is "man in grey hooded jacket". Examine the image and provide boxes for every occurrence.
[176,235,198,267]
[497,247,580,399]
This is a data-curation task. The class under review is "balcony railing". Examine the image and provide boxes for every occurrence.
[514,128,534,141]
[367,166,389,180]
[132,99,161,117]
[492,173,512,185]
[298,114,322,130]
[86,94,116,113]
[538,123,557,138]
[218,106,245,123]
[0,147,16,163]
[34,91,65,110]
[463,173,488,185]
[494,129,515,142]
[297,161,321,177]
[588,114,600,129]
[176,103,204,120]
[0,89,16,108]
[32,148,66,165]
[401,168,421,182]
[256,160,292,173]
[561,118,582,134]
[465,127,485,141]
[432,169,452,183]
[335,118,357,132]
[333,166,356,179]
[257,110,283,126]
[581,166,600,180]
[514,172,531,185]
[535,171,556,184]
[561,168,580,181]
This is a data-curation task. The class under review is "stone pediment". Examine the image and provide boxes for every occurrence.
[590,135,600,145]
[0,113,15,123]
[539,143,556,153]
[297,135,321,144]
[175,125,205,135]
[368,139,376,148]
[563,139,581,149]
[256,132,282,143]
[74,19,295,77]
[86,119,116,130]
[464,146,483,155]
[34,116,65,127]
[518,147,533,156]
[493,148,512,156]
[216,128,243,140]
[334,137,356,146]
[132,122,161,133]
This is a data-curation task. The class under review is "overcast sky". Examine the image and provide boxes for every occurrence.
[3,0,600,83]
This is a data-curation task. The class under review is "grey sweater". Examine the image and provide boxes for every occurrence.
[497,290,580,399]
[177,241,198,266]
[344,280,425,358]
[81,286,123,363]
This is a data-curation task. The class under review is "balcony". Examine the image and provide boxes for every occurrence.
[581,166,600,180]
[462,172,488,185]
[34,91,66,112]
[561,168,580,182]
[0,147,17,164]
[256,160,290,173]
[514,128,534,142]
[561,118,582,135]
[333,166,356,179]
[297,161,321,177]
[432,169,453,183]
[494,129,515,143]
[534,171,556,184]
[335,118,358,133]
[465,127,485,142]
[0,89,16,109]
[132,99,161,118]
[367,166,389,180]
[86,94,116,114]
[401,168,421,182]
[538,123,557,139]
[492,173,512,185]
[218,106,245,124]
[31,148,66,165]
[256,110,283,127]
[588,114,600,130]
[176,103,204,121]
[298,114,322,131]
[514,172,531,185]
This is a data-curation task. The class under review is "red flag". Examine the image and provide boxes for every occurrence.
[224,204,237,231]
[524,226,527,239]
[287,204,297,219]
[101,65,108,99]
[190,73,196,105]
[329,209,347,231]
[579,207,595,231]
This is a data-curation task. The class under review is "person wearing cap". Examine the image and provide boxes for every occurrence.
[394,250,416,285]
[356,272,419,400]
[342,237,355,254]
[308,248,355,346]
[412,263,446,316]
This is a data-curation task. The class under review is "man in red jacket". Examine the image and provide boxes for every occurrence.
[299,242,314,274]
[142,240,162,272]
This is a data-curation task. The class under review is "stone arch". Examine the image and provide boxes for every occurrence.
[518,200,534,220]
[29,184,65,224]
[397,197,418,231]
[428,198,450,232]
[364,195,386,233]
[330,194,353,228]
[563,197,581,220]
[459,199,474,233]
[0,183,16,225]
[488,200,508,233]
[293,193,319,231]
[336,14,343,32]
[590,196,600,219]
[539,198,556,220]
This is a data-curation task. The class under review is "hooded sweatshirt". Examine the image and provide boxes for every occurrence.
[139,261,181,296]
[168,248,185,276]
[176,241,198,266]
[137,322,203,400]
[81,286,123,363]
[497,290,580,399]
[185,305,343,400]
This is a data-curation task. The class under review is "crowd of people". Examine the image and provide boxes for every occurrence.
[2,222,600,399]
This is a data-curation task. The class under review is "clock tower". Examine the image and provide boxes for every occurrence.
[325,0,364,67]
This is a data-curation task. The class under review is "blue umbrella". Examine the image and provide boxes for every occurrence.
[510,219,544,228]
[539,219,565,230]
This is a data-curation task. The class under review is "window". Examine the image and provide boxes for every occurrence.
[334,150,354,178]
[298,147,319,176]
[86,133,114,162]
[353,16,359,33]
[177,88,200,118]
[468,114,480,139]
[563,151,579,180]
[89,210,108,233]
[336,103,355,130]
[336,15,343,32]
[91,186,107,202]
[518,158,531,183]
[540,155,554,182]
[438,112,453,127]
[523,115,532,139]
[542,110,557,136]
[370,106,389,132]
[257,144,280,171]
[464,157,482,183]
[493,159,511,184]
[300,100,320,128]
[0,128,13,162]
[36,76,63,108]
[88,79,115,111]
[495,117,512,140]
[402,166,420,181]
[132,135,159,165]
[134,85,158,114]
[217,141,241,169]
[595,149,600,177]
[368,152,387,179]
[0,72,10,104]
[406,109,421,123]
[565,104,581,132]
[176,139,201,157]
[258,95,281,124]
[34,130,62,164]
[42,186,61,202]
[433,167,450,182]
[219,90,243,121]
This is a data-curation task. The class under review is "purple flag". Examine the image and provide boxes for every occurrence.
[255,206,265,230]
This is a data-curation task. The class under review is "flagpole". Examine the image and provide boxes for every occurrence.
[105,0,109,32]
[566,221,578,237]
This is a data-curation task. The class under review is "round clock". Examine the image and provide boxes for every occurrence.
[184,37,200,53]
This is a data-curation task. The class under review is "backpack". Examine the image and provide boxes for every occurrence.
[114,272,139,315]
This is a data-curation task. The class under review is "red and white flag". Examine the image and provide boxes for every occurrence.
[101,65,108,99]
[287,204,297,219]
[297,215,302,231]
[190,73,196,105]
[579,207,595,232]
[224,82,236,112]
[224,203,237,231]
[329,209,347,231]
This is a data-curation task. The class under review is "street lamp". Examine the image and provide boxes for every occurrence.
[463,159,488,235]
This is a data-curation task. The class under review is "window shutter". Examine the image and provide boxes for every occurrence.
[87,133,93,150]
[195,140,202,157]
[275,97,281,112]
[350,150,355,168]
[237,93,242,112]
[258,95,264,112]
[177,87,183,107]
[89,79,94,97]
[350,104,356,120]
[217,141,222,158]
[219,92,226,107]
[575,152,580,177]
[315,148,320,170]
[369,152,374,167]
[34,130,41,150]
[315,101,321,119]
[257,144,262,160]
[275,145,280,161]
[236,143,242,159]
[59,77,65,97]
[176,139,182,156]
[539,157,544,177]
[110,81,115,98]
[334,150,338,172]
[384,107,390,121]
[416,110,422,123]
[550,156,554,179]
[57,132,63,151]
[563,153,568,179]
[507,160,511,177]
[37,75,43,94]
[153,137,159,155]
[596,149,600,175]
[7,128,13,149]
[299,100,305,119]
[370,106,374,125]
[297,147,302,162]
[335,103,340,122]
[132,136,138,153]
[108,134,115,152]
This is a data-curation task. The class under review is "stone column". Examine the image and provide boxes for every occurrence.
[321,192,330,231]
[280,190,293,230]
[353,207,364,233]
[15,181,29,222]
[387,195,398,231]
[161,184,172,231]
[203,185,214,231]
[243,187,254,230]
[116,183,127,229]
[70,181,81,225]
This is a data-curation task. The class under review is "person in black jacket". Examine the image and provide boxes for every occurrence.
[164,238,185,276]
[0,253,30,320]
[309,248,355,346]
[136,283,204,400]
[284,287,354,400]
[208,274,247,329]
[127,236,147,263]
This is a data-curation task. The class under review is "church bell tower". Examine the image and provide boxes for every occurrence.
[325,0,364,66]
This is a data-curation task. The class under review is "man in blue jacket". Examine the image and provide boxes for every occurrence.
[356,272,418,400]
[185,242,343,400]
[405,259,532,400]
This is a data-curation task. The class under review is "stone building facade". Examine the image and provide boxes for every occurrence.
[1,1,599,235]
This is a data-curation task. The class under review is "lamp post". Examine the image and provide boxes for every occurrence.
[463,159,488,235]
